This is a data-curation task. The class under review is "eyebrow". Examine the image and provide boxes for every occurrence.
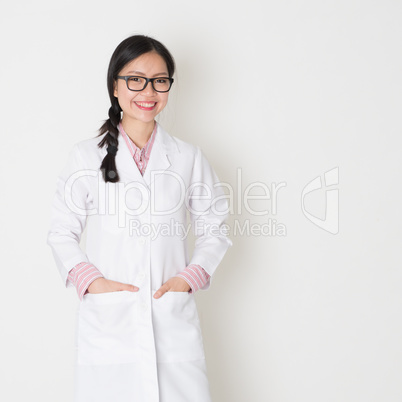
[126,70,169,77]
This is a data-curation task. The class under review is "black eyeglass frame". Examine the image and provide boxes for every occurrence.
[116,75,174,93]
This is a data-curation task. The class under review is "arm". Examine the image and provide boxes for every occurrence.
[47,145,139,297]
[47,144,93,288]
[186,146,232,291]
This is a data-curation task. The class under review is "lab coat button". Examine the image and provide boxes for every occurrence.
[138,272,145,281]
[139,238,146,245]
[141,302,147,312]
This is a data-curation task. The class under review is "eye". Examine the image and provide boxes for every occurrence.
[155,78,168,84]
[128,76,142,83]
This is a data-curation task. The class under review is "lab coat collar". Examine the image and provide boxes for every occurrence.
[115,122,179,188]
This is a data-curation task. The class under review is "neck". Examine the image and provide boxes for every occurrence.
[120,117,155,149]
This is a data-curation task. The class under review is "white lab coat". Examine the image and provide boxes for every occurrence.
[47,123,232,402]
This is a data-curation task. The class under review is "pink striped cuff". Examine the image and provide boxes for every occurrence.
[175,264,211,293]
[68,262,104,301]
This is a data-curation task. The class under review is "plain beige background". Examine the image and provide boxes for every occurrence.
[1,1,401,401]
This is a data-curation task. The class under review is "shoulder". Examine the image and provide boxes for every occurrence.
[73,134,105,155]
[64,134,106,172]
[157,123,200,158]
[157,124,218,182]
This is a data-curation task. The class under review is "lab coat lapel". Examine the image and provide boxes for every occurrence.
[113,123,179,188]
[142,123,178,189]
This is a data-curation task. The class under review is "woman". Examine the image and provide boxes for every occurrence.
[47,34,232,402]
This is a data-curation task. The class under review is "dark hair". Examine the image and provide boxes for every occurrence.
[97,35,175,182]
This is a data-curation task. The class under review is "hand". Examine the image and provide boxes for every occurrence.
[153,277,191,299]
[87,277,139,294]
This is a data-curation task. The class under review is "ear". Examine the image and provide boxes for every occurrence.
[113,80,118,97]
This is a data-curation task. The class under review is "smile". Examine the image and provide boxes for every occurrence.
[134,102,157,110]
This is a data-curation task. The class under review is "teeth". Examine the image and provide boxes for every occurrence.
[135,102,156,107]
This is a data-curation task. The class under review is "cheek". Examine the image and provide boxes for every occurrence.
[117,92,134,108]
[158,94,169,108]
[115,81,132,100]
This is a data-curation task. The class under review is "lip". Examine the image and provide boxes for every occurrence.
[134,101,157,111]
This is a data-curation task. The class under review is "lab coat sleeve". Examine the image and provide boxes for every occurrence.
[47,144,92,289]
[187,146,232,291]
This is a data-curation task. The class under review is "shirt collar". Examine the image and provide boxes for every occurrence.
[118,121,158,160]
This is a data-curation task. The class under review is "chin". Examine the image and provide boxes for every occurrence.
[125,114,157,124]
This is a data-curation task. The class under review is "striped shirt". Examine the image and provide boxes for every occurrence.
[67,121,211,300]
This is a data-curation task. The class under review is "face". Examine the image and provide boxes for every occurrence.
[113,51,170,126]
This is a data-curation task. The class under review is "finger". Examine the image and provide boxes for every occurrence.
[108,280,138,292]
[118,283,139,292]
[154,284,170,299]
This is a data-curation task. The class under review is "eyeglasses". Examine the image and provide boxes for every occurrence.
[116,76,174,93]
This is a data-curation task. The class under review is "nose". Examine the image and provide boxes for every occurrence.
[141,80,156,96]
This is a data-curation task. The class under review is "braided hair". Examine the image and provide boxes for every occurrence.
[97,35,175,182]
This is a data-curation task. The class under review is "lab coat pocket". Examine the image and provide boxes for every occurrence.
[152,290,205,363]
[77,290,139,366]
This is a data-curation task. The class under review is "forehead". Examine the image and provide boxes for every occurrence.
[119,52,168,76]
